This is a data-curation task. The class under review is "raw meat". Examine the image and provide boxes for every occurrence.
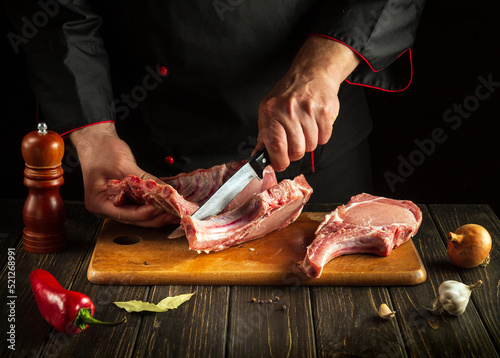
[160,161,246,206]
[107,175,199,217]
[300,193,422,278]
[182,175,313,252]
[107,162,277,218]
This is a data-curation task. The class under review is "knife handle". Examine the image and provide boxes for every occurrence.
[248,147,270,179]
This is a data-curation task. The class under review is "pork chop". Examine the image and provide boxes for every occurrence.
[300,193,422,278]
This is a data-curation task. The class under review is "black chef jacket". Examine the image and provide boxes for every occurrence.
[5,0,425,201]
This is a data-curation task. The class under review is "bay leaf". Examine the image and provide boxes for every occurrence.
[114,293,194,313]
[156,293,195,310]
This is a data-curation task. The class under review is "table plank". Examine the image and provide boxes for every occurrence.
[227,286,315,357]
[388,205,498,358]
[41,225,150,358]
[0,199,24,263]
[1,203,103,358]
[133,285,229,357]
[429,204,500,352]
[310,286,407,357]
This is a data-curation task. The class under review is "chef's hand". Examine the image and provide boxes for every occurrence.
[256,36,361,172]
[70,122,178,227]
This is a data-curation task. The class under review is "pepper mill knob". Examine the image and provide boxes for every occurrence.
[21,122,66,253]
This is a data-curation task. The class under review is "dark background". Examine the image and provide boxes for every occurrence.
[2,1,499,215]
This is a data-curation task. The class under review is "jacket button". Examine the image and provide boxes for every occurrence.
[158,66,168,76]
[164,156,174,165]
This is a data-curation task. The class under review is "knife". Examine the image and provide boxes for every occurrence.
[167,146,270,238]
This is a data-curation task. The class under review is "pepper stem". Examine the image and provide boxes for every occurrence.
[74,308,127,330]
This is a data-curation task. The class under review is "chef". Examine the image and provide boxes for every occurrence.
[6,0,425,227]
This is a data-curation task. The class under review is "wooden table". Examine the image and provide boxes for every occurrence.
[1,199,499,357]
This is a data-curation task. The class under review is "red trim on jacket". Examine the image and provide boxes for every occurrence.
[35,102,116,138]
[308,34,413,93]
[60,120,116,138]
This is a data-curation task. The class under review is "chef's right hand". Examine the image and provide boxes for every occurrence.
[256,36,361,172]
[69,122,178,227]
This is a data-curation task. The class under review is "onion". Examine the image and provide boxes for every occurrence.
[447,224,492,268]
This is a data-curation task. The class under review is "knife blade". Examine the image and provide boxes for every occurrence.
[167,146,270,238]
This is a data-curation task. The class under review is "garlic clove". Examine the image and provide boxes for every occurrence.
[378,303,396,320]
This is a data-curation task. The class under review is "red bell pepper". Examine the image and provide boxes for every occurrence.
[30,269,126,335]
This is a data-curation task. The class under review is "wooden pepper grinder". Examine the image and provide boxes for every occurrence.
[21,122,66,253]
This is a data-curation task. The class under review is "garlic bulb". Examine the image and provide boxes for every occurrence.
[431,280,483,316]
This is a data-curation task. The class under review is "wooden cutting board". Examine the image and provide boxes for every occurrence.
[87,212,427,286]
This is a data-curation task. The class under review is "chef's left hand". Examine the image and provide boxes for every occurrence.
[69,122,178,228]
[256,36,361,172]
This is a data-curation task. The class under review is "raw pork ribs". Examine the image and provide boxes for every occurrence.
[182,175,312,252]
[107,161,277,218]
[300,193,422,278]
[108,161,312,252]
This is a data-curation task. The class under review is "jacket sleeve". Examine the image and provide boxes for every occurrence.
[4,0,115,135]
[310,0,426,92]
